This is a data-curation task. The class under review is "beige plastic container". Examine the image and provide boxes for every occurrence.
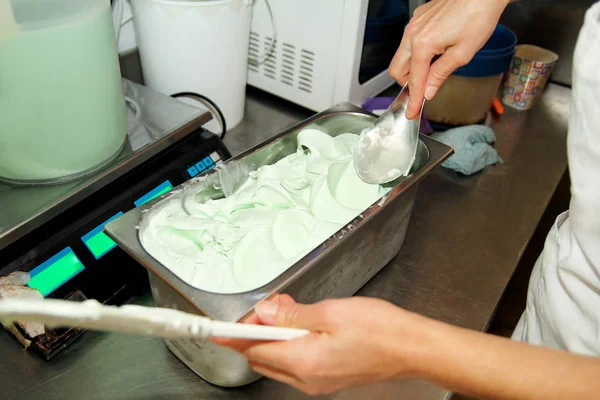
[423,24,517,126]
[424,74,503,126]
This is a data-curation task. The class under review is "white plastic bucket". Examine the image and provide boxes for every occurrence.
[131,0,252,130]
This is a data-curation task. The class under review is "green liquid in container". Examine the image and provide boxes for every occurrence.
[0,5,127,182]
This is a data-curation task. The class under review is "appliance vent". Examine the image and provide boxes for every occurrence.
[263,37,277,80]
[247,32,315,95]
[281,43,296,86]
[299,49,314,93]
[248,32,260,74]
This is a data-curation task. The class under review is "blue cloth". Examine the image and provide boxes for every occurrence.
[431,125,503,176]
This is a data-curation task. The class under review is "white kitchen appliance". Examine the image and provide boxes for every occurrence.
[247,0,421,111]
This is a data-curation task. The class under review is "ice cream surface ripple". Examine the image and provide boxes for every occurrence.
[140,129,391,294]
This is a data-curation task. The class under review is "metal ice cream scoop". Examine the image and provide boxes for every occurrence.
[353,85,424,184]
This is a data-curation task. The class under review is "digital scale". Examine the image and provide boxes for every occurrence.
[0,80,231,359]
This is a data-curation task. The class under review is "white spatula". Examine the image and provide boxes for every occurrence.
[0,298,309,341]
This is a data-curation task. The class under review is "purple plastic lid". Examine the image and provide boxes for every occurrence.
[362,97,433,135]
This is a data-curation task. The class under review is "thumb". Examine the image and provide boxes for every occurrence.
[255,300,329,331]
[424,47,472,101]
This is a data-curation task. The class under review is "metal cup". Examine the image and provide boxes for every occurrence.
[502,45,559,111]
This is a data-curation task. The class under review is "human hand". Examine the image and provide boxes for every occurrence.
[389,0,509,119]
[212,293,297,353]
[216,296,431,395]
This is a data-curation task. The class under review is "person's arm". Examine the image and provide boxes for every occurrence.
[216,296,600,399]
[389,0,511,119]
[416,313,599,399]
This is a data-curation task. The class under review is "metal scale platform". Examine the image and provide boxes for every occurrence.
[0,80,231,359]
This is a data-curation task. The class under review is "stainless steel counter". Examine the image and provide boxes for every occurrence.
[0,83,570,400]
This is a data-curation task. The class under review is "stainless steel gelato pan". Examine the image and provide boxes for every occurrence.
[105,102,453,387]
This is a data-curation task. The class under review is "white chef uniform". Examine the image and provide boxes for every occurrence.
[512,2,600,356]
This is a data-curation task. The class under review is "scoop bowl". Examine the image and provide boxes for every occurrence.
[353,85,423,184]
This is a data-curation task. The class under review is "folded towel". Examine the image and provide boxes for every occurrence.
[431,125,503,175]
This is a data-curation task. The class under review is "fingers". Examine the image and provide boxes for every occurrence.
[250,361,338,396]
[212,338,272,353]
[249,361,306,388]
[406,46,435,119]
[388,35,411,86]
[210,294,295,352]
[250,361,364,397]
[210,310,265,352]
[244,332,324,377]
[255,299,332,331]
[273,293,296,305]
[424,46,473,101]
[389,9,431,86]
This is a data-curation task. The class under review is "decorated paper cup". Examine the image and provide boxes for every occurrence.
[502,45,559,111]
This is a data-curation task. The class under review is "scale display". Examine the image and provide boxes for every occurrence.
[1,127,229,360]
[24,180,179,299]
[16,152,222,302]
[134,180,174,207]
[81,212,124,259]
[27,247,85,297]
[0,79,235,361]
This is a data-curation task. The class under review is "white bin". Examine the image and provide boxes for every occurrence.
[131,0,252,130]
